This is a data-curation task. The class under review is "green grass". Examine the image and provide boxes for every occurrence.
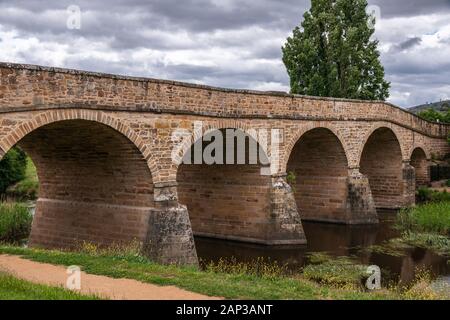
[6,157,39,201]
[302,254,368,289]
[0,202,33,243]
[0,272,99,300]
[397,202,450,235]
[400,232,450,256]
[391,201,450,257]
[0,245,444,300]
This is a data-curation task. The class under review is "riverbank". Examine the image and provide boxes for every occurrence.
[0,245,446,300]
[395,201,450,256]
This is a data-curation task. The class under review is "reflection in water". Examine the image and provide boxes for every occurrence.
[195,211,449,285]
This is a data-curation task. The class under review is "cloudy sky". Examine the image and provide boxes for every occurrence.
[0,0,449,107]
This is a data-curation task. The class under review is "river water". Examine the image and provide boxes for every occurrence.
[195,210,450,286]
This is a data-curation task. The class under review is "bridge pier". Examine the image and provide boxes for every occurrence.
[142,183,198,266]
[267,175,307,245]
[402,161,416,207]
[346,169,379,224]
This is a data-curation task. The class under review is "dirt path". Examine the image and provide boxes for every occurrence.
[0,254,220,300]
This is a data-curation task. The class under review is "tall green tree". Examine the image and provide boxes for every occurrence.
[282,0,390,100]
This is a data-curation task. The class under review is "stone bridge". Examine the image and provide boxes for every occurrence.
[1,62,449,265]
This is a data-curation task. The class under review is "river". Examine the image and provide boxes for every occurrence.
[195,210,450,286]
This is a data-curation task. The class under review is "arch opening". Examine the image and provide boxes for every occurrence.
[286,128,349,223]
[15,119,155,249]
[360,127,403,209]
[176,128,272,243]
[410,147,429,188]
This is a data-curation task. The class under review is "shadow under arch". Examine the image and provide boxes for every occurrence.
[410,147,430,188]
[282,123,350,174]
[176,127,275,244]
[0,110,156,181]
[9,117,156,249]
[359,127,404,209]
[286,127,351,223]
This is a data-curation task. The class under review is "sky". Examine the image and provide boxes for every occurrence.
[0,0,449,108]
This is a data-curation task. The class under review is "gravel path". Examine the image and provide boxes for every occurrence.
[0,254,220,300]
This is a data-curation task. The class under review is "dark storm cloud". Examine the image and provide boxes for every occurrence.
[368,0,450,17]
[0,0,450,107]
[391,37,422,52]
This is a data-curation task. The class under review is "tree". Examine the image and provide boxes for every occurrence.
[282,0,390,100]
[417,108,450,123]
[0,147,27,194]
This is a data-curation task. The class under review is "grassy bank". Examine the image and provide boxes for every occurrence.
[0,245,445,300]
[0,272,99,300]
[398,201,450,235]
[395,201,450,256]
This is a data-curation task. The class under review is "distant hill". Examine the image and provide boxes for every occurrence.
[409,100,450,114]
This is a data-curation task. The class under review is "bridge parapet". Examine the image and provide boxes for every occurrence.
[0,62,448,139]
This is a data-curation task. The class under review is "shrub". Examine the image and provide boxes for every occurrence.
[6,157,39,201]
[0,147,27,195]
[0,203,33,244]
[286,171,297,192]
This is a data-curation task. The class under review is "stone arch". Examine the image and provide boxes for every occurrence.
[286,127,350,223]
[171,120,264,172]
[0,109,156,181]
[0,110,151,165]
[357,123,406,163]
[1,110,159,250]
[359,127,404,209]
[409,143,431,161]
[410,147,430,188]
[176,126,273,243]
[282,123,350,174]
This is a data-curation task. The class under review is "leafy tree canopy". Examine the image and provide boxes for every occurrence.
[417,109,450,123]
[282,0,390,100]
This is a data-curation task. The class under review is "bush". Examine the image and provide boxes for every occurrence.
[0,203,33,244]
[0,147,27,194]
[416,187,450,203]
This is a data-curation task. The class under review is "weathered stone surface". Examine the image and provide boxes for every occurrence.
[346,170,378,224]
[268,176,306,244]
[402,162,416,207]
[142,205,198,266]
